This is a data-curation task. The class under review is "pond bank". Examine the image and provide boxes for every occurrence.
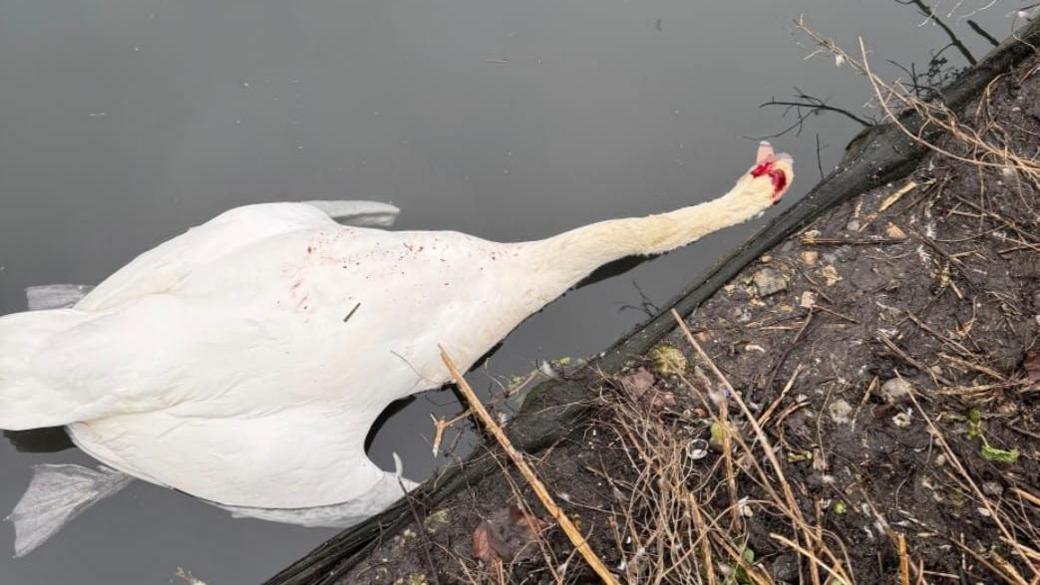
[267,17,1040,585]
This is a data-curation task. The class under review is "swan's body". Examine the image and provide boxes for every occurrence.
[0,144,792,553]
[49,217,541,508]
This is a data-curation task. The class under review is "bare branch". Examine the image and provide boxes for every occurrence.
[753,88,873,140]
[967,19,1000,47]
[896,0,977,64]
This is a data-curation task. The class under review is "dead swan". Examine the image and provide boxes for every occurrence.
[0,144,792,555]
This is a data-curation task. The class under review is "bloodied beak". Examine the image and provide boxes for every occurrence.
[749,141,794,204]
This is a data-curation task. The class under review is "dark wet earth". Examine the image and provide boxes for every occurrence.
[0,1,1022,583]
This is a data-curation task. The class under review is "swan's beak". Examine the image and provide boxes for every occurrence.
[755,141,775,165]
[750,142,794,204]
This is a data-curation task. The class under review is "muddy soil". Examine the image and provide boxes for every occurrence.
[334,54,1040,585]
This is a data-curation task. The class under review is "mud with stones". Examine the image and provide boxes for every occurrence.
[335,54,1040,585]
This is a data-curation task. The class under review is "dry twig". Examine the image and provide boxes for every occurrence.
[440,347,620,585]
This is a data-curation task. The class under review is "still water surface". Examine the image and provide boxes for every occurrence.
[0,1,1017,582]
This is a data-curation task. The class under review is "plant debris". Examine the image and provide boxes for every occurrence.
[648,343,688,377]
[879,377,913,404]
[471,505,546,565]
[1025,350,1040,386]
[616,366,677,410]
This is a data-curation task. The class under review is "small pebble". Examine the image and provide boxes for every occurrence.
[753,268,789,297]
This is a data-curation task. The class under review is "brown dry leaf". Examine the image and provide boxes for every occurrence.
[510,505,547,535]
[800,291,817,309]
[1025,350,1040,385]
[618,367,655,398]
[471,505,546,564]
[885,222,908,240]
[472,521,495,563]
[820,265,842,286]
[618,367,679,411]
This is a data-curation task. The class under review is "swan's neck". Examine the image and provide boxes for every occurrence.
[522,183,766,298]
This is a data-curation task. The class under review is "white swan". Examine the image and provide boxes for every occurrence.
[0,144,792,555]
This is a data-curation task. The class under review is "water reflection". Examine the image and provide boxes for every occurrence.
[0,1,1015,583]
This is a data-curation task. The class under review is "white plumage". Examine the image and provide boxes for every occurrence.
[0,144,792,554]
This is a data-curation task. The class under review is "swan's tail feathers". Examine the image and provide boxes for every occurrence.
[6,464,133,557]
[25,285,94,311]
[302,200,400,227]
[0,309,94,431]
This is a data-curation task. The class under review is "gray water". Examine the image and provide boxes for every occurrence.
[0,1,1020,583]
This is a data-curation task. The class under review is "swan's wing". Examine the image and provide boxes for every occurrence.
[217,474,418,528]
[77,201,397,312]
[302,200,399,227]
[67,405,394,508]
[0,309,99,430]
[27,202,398,314]
[25,285,95,311]
[216,453,415,527]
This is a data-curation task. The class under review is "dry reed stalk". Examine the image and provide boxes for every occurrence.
[708,532,774,585]
[719,391,741,532]
[879,180,921,212]
[811,499,823,585]
[671,310,853,584]
[439,347,620,585]
[757,364,802,428]
[609,359,858,584]
[898,534,910,585]
[795,18,1040,191]
[429,410,472,457]
[687,495,718,585]
[903,388,1038,582]
[769,534,848,585]
[991,552,1031,585]
[1013,487,1040,509]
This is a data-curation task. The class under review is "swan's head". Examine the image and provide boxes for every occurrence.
[736,141,794,207]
